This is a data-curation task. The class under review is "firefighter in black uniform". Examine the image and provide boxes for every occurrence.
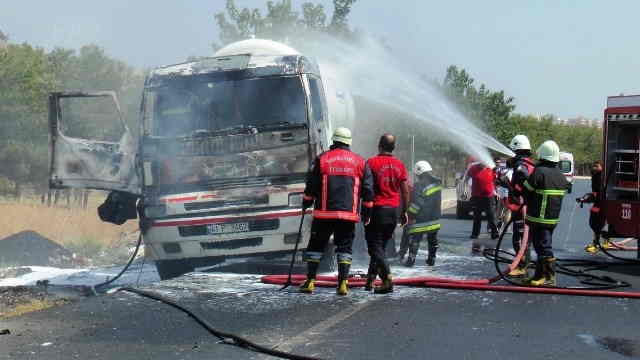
[578,160,612,253]
[523,140,569,286]
[405,160,442,267]
[504,134,536,278]
[300,127,374,296]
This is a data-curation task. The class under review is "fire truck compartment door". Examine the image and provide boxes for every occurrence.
[48,91,141,195]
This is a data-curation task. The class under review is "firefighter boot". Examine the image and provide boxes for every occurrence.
[426,234,438,266]
[336,262,350,296]
[299,261,319,294]
[364,262,377,291]
[404,255,416,267]
[529,257,556,286]
[584,234,599,254]
[374,263,393,294]
[507,246,530,278]
[374,274,394,294]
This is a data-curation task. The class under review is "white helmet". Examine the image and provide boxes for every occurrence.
[332,127,352,145]
[537,140,560,162]
[509,134,531,151]
[414,160,433,175]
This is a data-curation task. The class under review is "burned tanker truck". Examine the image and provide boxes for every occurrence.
[48,39,353,279]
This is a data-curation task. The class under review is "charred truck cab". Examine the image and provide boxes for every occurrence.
[49,40,336,279]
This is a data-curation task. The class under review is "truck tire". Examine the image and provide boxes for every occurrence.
[155,259,194,280]
[567,184,572,194]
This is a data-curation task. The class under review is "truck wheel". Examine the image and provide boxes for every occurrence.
[155,260,194,280]
[568,184,572,194]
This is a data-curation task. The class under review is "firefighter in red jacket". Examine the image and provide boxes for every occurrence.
[299,127,374,296]
[364,134,410,294]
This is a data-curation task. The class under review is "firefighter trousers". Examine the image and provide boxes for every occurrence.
[530,225,555,259]
[303,219,355,265]
[408,231,438,257]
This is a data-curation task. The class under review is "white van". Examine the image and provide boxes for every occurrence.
[559,152,574,193]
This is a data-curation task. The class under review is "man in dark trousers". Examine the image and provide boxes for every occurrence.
[405,160,442,267]
[523,140,569,286]
[364,134,409,294]
[465,161,499,248]
[299,127,374,296]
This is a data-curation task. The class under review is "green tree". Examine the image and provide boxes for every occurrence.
[213,0,357,48]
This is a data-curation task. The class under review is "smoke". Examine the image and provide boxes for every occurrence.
[294,33,515,167]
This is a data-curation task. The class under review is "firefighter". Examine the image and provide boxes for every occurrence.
[299,127,374,296]
[578,160,612,253]
[504,134,536,278]
[523,140,569,286]
[364,134,409,294]
[405,160,442,267]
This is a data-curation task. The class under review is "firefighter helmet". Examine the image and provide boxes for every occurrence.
[332,127,352,145]
[509,135,531,151]
[414,160,433,175]
[537,140,560,163]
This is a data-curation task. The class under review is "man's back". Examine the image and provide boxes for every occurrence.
[367,154,408,208]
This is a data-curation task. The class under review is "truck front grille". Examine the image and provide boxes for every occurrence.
[200,237,263,250]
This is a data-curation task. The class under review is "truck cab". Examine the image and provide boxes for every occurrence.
[48,39,340,279]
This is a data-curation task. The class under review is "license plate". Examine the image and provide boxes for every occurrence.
[207,222,249,234]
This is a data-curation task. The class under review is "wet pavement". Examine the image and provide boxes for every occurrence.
[3,179,640,359]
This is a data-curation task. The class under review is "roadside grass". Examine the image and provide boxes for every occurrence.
[0,194,138,261]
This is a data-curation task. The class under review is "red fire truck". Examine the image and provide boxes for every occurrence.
[602,95,640,251]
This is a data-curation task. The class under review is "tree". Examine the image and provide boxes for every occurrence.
[213,0,357,48]
[441,65,516,145]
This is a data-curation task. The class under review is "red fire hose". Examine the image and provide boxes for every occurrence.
[262,206,640,299]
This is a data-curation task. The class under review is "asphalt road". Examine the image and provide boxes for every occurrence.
[3,179,640,360]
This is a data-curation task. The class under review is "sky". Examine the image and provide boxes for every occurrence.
[2,0,639,120]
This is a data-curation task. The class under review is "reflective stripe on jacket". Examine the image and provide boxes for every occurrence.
[304,145,374,222]
[407,174,442,233]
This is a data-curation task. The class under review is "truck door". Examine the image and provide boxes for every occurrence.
[48,91,141,195]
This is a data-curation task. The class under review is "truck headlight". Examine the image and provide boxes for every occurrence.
[144,204,167,218]
[288,193,304,207]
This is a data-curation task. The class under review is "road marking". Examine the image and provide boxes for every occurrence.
[272,299,373,354]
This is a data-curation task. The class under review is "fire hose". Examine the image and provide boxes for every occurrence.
[262,206,640,299]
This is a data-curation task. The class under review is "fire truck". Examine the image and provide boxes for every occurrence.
[602,95,640,248]
[48,39,353,279]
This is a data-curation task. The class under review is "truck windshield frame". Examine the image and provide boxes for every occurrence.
[141,73,312,190]
[143,74,307,138]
